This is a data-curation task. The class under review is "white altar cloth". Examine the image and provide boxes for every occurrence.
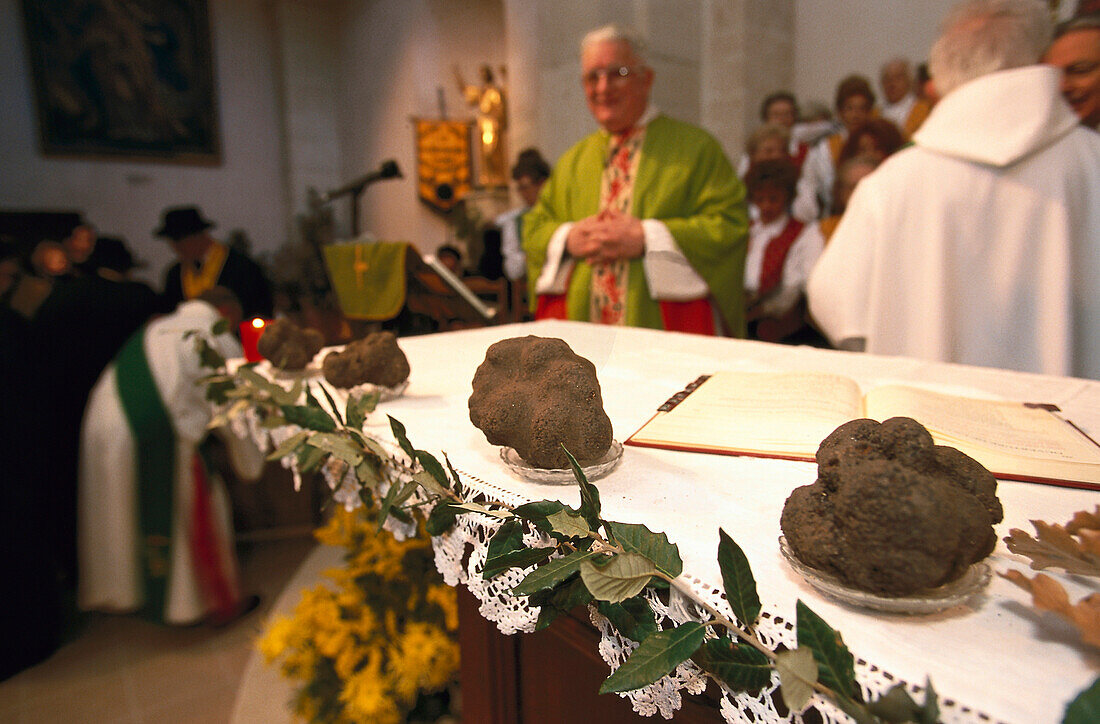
[241,320,1100,723]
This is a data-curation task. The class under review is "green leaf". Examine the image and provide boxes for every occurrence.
[426,502,460,536]
[775,647,817,712]
[546,509,591,539]
[361,435,390,462]
[388,415,416,459]
[415,450,449,488]
[513,500,568,533]
[204,379,237,404]
[580,552,658,603]
[412,469,450,498]
[918,679,939,724]
[484,546,556,579]
[512,549,601,596]
[796,600,856,701]
[355,457,380,487]
[450,502,513,520]
[316,382,344,425]
[483,519,556,578]
[606,521,683,580]
[563,446,601,529]
[392,479,419,507]
[266,430,310,461]
[598,622,706,694]
[307,432,363,467]
[442,452,462,495]
[489,518,524,548]
[692,635,771,692]
[211,317,230,336]
[270,378,303,407]
[597,597,658,642]
[717,528,761,627]
[304,383,322,410]
[261,413,288,429]
[533,575,593,630]
[238,366,286,399]
[867,684,922,722]
[296,443,326,473]
[376,479,408,531]
[346,392,374,430]
[280,404,337,432]
[196,337,226,369]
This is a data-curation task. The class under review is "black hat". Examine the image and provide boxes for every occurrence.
[89,236,143,273]
[154,206,215,241]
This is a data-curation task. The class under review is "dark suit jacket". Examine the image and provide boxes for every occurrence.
[163,246,273,319]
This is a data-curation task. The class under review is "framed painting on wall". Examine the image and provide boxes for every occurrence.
[20,0,221,163]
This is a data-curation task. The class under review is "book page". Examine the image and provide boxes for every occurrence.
[864,385,1100,464]
[631,372,863,456]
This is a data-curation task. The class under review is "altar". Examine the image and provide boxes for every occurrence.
[235,320,1100,723]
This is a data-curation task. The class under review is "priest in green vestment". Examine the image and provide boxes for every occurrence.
[523,25,748,336]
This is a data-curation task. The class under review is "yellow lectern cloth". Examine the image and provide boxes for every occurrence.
[324,242,408,320]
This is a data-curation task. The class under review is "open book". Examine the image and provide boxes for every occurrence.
[625,371,1100,490]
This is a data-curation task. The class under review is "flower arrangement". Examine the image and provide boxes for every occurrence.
[258,507,459,723]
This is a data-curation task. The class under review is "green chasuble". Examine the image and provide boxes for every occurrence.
[522,115,749,336]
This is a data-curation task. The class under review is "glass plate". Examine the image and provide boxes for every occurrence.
[779,536,991,614]
[346,377,409,402]
[500,440,624,485]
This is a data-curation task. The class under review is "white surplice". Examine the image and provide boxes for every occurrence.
[808,66,1100,379]
[78,301,262,624]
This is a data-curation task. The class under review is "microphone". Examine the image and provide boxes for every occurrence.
[322,160,403,201]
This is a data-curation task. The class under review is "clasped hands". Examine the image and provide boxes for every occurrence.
[565,210,644,265]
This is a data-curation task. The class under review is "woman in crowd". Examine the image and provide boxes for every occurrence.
[742,159,825,344]
[793,75,876,221]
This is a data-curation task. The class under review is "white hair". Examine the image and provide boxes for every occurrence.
[880,57,913,78]
[580,24,648,66]
[929,0,1052,96]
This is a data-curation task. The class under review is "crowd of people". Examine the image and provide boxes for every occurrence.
[521,0,1100,381]
[1,206,273,678]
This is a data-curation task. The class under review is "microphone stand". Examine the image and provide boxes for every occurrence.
[322,160,402,236]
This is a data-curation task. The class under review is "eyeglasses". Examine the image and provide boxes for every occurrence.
[582,65,643,87]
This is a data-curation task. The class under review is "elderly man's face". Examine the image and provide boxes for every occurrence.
[880,63,911,104]
[581,39,654,134]
[1045,28,1100,129]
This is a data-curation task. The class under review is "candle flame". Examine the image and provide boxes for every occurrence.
[251,318,266,329]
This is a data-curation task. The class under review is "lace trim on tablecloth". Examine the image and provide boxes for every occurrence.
[442,467,1002,724]
[231,406,999,723]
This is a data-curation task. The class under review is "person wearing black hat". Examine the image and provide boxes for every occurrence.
[27,235,161,596]
[156,205,273,320]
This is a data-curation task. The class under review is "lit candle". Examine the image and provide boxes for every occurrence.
[239,317,268,362]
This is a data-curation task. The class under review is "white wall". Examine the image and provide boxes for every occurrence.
[0,0,994,289]
[0,0,288,290]
[793,0,956,110]
[335,0,507,253]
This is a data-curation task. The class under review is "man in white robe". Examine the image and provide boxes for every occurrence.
[808,0,1100,379]
[79,293,262,624]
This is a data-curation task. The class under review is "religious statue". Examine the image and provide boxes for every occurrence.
[454,64,508,187]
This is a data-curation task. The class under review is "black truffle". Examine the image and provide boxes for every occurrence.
[257,318,324,370]
[780,417,1003,596]
[468,336,613,469]
[322,331,410,389]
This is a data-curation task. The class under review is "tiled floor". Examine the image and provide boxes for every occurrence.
[0,536,316,724]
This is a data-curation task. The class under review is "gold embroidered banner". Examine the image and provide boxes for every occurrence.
[414,119,472,212]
